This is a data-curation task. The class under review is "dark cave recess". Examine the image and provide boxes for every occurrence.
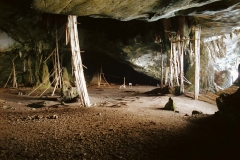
[82,51,159,86]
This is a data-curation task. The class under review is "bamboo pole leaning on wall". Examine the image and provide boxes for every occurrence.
[66,15,91,107]
[194,25,201,100]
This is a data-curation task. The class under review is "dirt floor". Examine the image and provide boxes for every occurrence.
[0,85,240,160]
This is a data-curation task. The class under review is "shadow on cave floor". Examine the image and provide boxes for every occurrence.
[171,114,240,160]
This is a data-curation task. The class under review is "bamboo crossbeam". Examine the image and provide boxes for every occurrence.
[28,68,56,96]
[44,48,56,62]
[4,70,13,88]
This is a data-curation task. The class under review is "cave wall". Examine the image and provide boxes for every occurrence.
[203,29,240,89]
[0,2,240,91]
[0,30,20,52]
[77,16,193,83]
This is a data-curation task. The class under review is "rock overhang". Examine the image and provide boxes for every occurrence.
[30,0,240,37]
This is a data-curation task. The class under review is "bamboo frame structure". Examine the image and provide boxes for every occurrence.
[66,15,91,107]
[97,64,111,88]
[167,31,189,93]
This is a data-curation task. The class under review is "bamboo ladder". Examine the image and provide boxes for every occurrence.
[66,15,91,107]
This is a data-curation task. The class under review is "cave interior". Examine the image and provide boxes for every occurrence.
[1,0,240,159]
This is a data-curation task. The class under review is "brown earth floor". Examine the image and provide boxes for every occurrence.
[0,85,240,160]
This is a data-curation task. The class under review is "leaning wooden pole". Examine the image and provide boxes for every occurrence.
[194,26,201,100]
[12,55,18,88]
[66,15,91,107]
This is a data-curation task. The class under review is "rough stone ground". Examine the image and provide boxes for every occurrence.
[0,85,240,160]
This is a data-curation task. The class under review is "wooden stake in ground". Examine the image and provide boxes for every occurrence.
[12,55,18,88]
[194,26,201,100]
[66,15,90,107]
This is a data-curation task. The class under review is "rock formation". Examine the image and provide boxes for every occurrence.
[0,0,240,92]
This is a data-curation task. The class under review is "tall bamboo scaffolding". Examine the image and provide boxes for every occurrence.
[194,26,201,100]
[66,15,90,107]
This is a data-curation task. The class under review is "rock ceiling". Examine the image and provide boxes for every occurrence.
[31,0,240,37]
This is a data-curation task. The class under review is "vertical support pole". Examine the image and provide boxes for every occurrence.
[177,34,184,93]
[173,42,179,86]
[56,25,62,88]
[67,15,90,107]
[12,55,18,88]
[170,41,173,86]
[161,54,164,88]
[165,66,169,85]
[194,26,201,100]
[27,56,33,84]
[180,41,184,93]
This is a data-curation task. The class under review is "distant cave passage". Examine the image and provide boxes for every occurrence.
[81,52,159,86]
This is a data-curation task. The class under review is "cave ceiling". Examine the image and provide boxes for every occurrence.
[0,0,239,39]
[31,0,240,37]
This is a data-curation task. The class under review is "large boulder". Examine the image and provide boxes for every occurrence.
[216,88,240,123]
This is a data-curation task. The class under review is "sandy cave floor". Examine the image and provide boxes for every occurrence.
[0,85,240,160]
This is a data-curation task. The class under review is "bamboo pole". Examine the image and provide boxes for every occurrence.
[28,68,56,96]
[44,48,56,62]
[170,41,173,86]
[67,15,90,107]
[12,55,18,88]
[180,40,184,93]
[56,26,62,88]
[4,70,13,88]
[194,26,201,100]
[173,42,179,86]
[165,66,169,85]
[177,34,184,93]
[161,54,164,88]
[52,68,63,96]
